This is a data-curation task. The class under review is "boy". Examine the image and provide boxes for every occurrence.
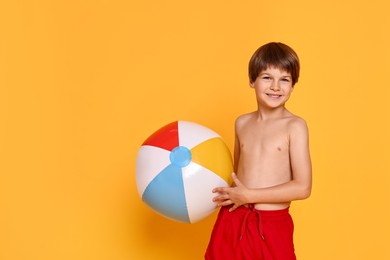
[205,42,312,259]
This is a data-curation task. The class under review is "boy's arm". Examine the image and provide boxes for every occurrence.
[213,119,312,211]
[233,120,240,173]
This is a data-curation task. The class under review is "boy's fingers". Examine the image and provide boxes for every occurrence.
[220,200,233,207]
[213,187,229,193]
[213,192,231,201]
[229,204,238,212]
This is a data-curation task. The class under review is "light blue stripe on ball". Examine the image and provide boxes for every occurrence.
[142,164,190,223]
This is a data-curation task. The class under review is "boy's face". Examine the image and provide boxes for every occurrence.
[249,67,294,109]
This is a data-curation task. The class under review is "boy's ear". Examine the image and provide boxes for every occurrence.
[249,81,254,88]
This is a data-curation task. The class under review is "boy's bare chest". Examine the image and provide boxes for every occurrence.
[239,124,290,154]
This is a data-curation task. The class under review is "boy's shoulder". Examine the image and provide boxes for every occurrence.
[285,114,309,136]
[235,111,307,124]
[234,111,308,134]
[286,113,307,125]
[234,112,256,127]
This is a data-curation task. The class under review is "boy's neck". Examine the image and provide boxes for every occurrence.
[255,106,290,121]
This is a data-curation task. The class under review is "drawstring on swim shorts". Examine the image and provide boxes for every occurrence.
[239,204,265,241]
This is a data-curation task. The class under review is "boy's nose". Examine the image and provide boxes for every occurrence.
[270,82,280,91]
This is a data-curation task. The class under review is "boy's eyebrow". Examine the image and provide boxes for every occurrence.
[259,71,292,77]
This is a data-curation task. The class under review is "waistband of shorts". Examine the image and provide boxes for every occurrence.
[224,205,290,218]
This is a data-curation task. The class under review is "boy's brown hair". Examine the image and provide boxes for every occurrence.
[248,42,300,86]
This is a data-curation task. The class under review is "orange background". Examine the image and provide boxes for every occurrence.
[1,0,389,259]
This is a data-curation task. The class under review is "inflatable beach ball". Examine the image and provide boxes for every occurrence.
[136,121,233,223]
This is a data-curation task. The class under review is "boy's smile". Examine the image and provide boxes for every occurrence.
[266,93,282,99]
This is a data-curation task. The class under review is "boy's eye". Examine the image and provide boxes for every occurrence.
[262,76,271,80]
[281,78,291,82]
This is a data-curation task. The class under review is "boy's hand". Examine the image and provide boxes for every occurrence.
[212,172,249,212]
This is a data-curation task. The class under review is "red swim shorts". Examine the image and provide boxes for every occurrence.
[205,205,296,260]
